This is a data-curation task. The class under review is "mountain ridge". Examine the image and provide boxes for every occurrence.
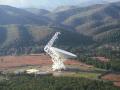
[0,2,119,55]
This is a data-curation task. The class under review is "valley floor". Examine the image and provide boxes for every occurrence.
[0,54,119,87]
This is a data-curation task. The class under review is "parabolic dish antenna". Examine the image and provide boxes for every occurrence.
[50,47,77,59]
[44,32,77,71]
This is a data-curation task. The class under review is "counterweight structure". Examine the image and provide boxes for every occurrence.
[44,32,77,71]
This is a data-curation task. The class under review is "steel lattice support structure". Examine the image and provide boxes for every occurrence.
[44,32,65,71]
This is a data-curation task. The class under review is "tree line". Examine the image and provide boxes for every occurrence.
[0,75,119,90]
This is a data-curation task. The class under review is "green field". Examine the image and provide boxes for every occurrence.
[56,72,101,79]
[72,72,101,79]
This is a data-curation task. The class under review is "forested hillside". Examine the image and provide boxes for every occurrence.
[0,2,119,55]
[0,25,93,55]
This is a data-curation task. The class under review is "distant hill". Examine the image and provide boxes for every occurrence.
[0,25,93,55]
[46,2,120,43]
[77,0,107,7]
[53,6,78,13]
[0,2,119,55]
[25,8,50,15]
[0,5,50,25]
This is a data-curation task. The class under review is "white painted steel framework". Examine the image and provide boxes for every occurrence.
[44,32,76,71]
[44,32,65,71]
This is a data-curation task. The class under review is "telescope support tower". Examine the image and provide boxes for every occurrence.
[44,32,66,71]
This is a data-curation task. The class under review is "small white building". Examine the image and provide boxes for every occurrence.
[26,69,39,74]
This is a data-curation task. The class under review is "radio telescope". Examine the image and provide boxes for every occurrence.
[44,32,77,71]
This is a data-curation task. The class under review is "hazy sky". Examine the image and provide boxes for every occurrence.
[0,0,119,9]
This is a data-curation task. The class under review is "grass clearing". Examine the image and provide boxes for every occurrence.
[59,72,101,79]
[73,72,101,79]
